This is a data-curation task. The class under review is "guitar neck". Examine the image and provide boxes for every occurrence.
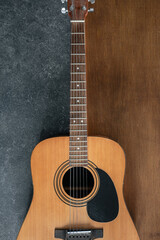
[69,21,88,166]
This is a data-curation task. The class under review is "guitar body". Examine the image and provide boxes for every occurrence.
[17,136,139,240]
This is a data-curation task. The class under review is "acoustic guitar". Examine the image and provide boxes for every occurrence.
[17,0,140,239]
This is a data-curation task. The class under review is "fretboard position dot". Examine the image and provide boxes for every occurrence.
[77,147,80,150]
[77,138,80,140]
[77,100,79,103]
[73,120,76,123]
[81,120,83,123]
[77,84,79,87]
[77,67,80,70]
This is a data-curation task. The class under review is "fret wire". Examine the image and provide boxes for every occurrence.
[70,124,87,126]
[70,135,87,137]
[71,32,85,34]
[70,141,87,142]
[70,159,88,161]
[71,97,86,99]
[70,139,87,143]
[70,164,88,166]
[70,146,87,148]
[70,104,86,106]
[70,150,88,152]
[70,164,88,165]
[70,129,87,131]
[70,104,86,105]
[71,44,85,45]
[71,20,85,22]
[70,163,88,165]
[70,127,87,129]
[71,54,85,56]
[70,148,87,149]
[71,80,86,83]
[71,63,85,65]
[71,72,86,74]
[70,162,88,163]
[70,161,88,162]
[70,150,88,151]
[70,110,87,113]
[70,157,88,159]
[70,155,88,156]
[71,43,85,46]
[69,141,87,144]
[70,149,88,150]
[70,89,86,91]
[71,160,87,162]
[70,149,88,151]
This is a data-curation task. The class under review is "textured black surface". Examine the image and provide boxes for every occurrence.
[0,0,70,239]
[87,168,119,222]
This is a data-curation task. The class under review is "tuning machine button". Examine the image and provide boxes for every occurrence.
[82,6,87,11]
[70,5,74,11]
[88,0,95,4]
[61,7,68,14]
[88,8,94,12]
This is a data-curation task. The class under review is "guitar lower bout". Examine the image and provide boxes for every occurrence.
[17,136,140,240]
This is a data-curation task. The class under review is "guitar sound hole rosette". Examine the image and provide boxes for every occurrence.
[53,160,100,207]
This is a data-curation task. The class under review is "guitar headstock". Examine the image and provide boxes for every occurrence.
[61,0,95,20]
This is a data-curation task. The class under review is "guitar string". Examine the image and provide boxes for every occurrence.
[71,20,74,231]
[82,21,85,229]
[70,21,87,233]
[75,21,77,232]
[79,22,82,231]
[84,20,88,218]
[80,21,83,231]
[80,21,83,225]
[69,21,87,233]
[73,21,75,231]
[72,15,75,234]
[69,20,72,232]
[78,21,80,232]
[76,20,79,233]
[75,21,78,231]
[82,19,85,224]
[84,20,88,227]
[79,21,82,231]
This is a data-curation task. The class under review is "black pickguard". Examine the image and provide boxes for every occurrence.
[87,168,119,222]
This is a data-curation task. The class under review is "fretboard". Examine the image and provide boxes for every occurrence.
[69,21,88,166]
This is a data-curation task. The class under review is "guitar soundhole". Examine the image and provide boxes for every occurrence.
[62,167,94,199]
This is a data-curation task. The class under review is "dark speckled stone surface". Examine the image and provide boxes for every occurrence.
[0,0,70,239]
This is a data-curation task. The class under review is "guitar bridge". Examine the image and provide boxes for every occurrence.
[55,229,103,240]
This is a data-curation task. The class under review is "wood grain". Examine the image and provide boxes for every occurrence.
[17,137,139,240]
[86,1,160,240]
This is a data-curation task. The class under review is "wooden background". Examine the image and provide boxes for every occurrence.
[86,1,160,240]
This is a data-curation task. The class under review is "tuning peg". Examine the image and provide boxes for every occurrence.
[61,0,67,3]
[88,0,95,4]
[88,8,94,12]
[61,7,68,14]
